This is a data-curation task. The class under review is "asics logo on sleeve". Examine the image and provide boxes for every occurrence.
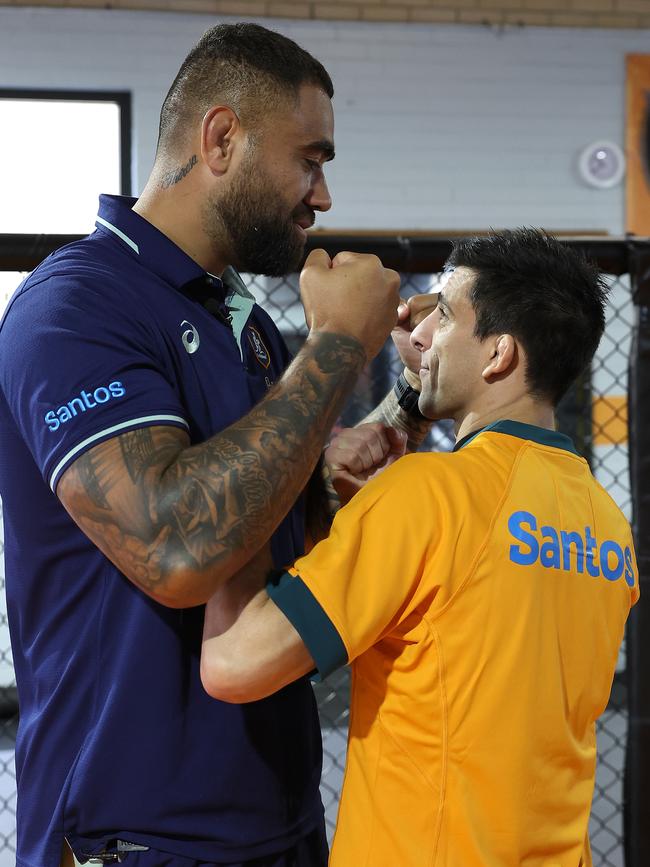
[44,382,126,432]
[181,320,200,355]
[508,509,635,587]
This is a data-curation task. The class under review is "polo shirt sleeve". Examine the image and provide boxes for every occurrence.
[0,272,188,492]
[267,456,441,679]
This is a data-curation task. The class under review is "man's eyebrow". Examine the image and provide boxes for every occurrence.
[304,139,335,161]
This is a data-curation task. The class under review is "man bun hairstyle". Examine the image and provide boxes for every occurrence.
[158,22,333,153]
[447,228,609,406]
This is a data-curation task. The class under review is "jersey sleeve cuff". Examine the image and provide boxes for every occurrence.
[47,413,189,492]
[267,571,348,681]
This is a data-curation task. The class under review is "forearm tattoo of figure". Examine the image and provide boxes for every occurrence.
[59,332,365,598]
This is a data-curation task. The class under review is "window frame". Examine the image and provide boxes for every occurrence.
[0,87,132,197]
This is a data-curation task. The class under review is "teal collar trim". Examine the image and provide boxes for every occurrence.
[453,419,580,456]
[222,266,255,301]
[221,267,255,363]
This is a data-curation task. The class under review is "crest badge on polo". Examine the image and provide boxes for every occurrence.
[247,326,270,369]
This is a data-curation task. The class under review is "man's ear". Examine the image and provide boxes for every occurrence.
[201,106,241,177]
[482,334,517,381]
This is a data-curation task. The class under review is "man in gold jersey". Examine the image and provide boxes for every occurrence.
[200,228,638,867]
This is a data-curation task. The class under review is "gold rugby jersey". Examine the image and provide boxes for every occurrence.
[268,420,638,867]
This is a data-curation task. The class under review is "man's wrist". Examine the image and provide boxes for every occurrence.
[394,371,426,420]
[402,367,422,392]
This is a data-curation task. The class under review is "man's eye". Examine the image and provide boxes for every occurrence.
[305,159,320,172]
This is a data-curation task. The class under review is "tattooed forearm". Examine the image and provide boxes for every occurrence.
[159,155,198,189]
[161,332,364,562]
[363,388,432,453]
[58,331,365,606]
[304,456,338,547]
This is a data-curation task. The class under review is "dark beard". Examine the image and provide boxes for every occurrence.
[213,159,310,277]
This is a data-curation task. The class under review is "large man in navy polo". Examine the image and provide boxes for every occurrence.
[0,194,323,864]
[0,24,405,867]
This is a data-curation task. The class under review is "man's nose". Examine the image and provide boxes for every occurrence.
[306,172,332,212]
[410,309,436,353]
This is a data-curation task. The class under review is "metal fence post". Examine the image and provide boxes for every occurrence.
[624,242,650,867]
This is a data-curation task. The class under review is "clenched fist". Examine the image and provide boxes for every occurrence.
[325,423,408,506]
[300,249,401,362]
[391,292,440,386]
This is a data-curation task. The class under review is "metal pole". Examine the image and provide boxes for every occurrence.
[624,241,650,866]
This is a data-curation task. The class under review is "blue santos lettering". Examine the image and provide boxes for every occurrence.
[508,510,636,588]
[600,540,624,583]
[44,381,126,432]
[561,531,584,573]
[624,547,635,588]
[508,511,539,565]
[585,526,600,578]
[540,525,561,569]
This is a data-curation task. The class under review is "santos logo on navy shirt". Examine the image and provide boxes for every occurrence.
[44,381,126,432]
[508,509,635,587]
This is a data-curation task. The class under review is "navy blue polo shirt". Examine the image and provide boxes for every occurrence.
[0,195,324,867]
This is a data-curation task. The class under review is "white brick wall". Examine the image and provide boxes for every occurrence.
[0,6,648,233]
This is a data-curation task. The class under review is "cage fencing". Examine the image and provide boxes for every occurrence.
[0,234,646,866]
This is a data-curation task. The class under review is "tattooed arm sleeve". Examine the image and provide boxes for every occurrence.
[362,388,431,453]
[57,332,365,608]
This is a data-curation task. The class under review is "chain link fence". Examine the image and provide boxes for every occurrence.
[588,274,633,866]
[0,240,641,865]
[0,522,17,861]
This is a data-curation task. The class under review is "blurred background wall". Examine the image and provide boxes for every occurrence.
[0,3,647,234]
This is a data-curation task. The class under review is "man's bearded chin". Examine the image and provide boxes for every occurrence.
[211,171,308,277]
[230,211,306,276]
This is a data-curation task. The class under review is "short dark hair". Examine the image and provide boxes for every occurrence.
[446,228,609,405]
[158,22,333,152]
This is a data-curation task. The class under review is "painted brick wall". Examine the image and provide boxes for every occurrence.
[2,0,650,30]
[0,5,648,232]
